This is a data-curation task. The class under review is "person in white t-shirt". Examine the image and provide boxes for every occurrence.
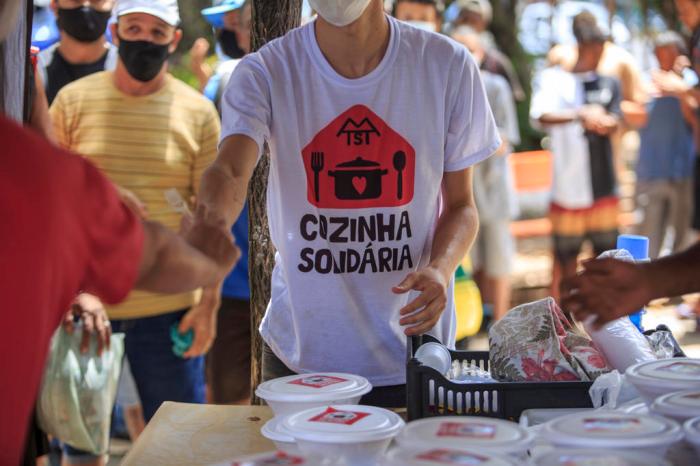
[195,0,500,407]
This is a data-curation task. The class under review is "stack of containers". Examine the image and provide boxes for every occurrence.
[256,373,404,465]
[626,359,700,405]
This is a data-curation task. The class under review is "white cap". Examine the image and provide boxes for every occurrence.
[115,0,180,27]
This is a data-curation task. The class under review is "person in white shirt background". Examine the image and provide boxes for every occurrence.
[193,0,499,407]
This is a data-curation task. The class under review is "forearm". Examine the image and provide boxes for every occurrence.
[136,221,221,293]
[428,203,479,282]
[198,135,258,228]
[642,242,700,299]
[538,111,579,126]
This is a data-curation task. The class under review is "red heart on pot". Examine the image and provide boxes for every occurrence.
[352,176,367,194]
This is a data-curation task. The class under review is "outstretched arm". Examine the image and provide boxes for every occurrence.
[196,134,259,229]
[561,241,700,327]
[135,219,239,294]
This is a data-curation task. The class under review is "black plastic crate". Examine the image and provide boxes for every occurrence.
[406,326,685,422]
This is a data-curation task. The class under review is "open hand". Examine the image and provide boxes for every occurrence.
[393,267,448,336]
[64,293,112,355]
[178,298,219,358]
[560,258,654,328]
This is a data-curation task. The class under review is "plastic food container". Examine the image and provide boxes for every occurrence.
[261,417,301,455]
[626,358,700,405]
[541,411,683,457]
[395,416,534,459]
[651,390,700,423]
[255,373,371,417]
[532,449,672,466]
[684,417,700,458]
[208,451,309,466]
[382,447,517,466]
[280,404,404,466]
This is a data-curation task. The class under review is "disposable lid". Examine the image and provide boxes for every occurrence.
[684,417,700,443]
[281,405,404,444]
[533,449,671,466]
[651,391,700,419]
[622,402,648,415]
[383,447,517,466]
[255,373,371,403]
[542,412,683,449]
[395,417,534,454]
[626,359,700,388]
[261,417,295,444]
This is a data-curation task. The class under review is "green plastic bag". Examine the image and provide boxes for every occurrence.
[36,326,124,455]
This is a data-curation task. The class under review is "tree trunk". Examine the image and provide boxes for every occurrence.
[249,0,301,405]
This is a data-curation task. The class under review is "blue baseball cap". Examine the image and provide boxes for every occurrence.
[202,0,246,28]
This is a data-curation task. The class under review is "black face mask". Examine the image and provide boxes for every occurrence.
[118,37,171,82]
[218,29,245,59]
[57,7,111,43]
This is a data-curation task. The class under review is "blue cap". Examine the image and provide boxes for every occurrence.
[617,234,649,261]
[202,0,246,28]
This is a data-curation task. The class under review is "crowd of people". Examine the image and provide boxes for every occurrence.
[2,0,700,465]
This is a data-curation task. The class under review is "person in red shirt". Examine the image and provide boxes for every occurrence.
[0,4,239,463]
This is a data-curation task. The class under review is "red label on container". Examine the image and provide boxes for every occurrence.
[437,422,496,439]
[308,407,371,425]
[416,449,490,464]
[287,375,348,389]
[583,417,641,432]
[231,451,305,465]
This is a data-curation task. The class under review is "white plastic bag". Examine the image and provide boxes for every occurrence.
[36,326,124,454]
[584,318,656,372]
[583,249,656,372]
[588,370,641,409]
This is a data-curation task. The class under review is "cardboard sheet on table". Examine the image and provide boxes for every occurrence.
[122,402,275,466]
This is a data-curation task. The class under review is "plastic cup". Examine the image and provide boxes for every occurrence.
[414,342,452,375]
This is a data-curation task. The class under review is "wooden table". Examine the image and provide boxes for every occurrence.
[121,403,276,466]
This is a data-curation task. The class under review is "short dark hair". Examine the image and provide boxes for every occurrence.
[394,0,444,15]
[572,10,607,45]
[654,30,687,55]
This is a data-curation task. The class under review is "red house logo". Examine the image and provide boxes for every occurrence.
[302,105,415,209]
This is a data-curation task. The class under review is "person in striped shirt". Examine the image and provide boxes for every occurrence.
[50,1,222,461]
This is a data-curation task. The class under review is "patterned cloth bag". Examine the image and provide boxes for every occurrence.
[489,297,611,382]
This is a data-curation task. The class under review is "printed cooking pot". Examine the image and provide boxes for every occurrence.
[328,157,388,200]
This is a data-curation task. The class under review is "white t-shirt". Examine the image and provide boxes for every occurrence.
[529,66,593,209]
[221,16,500,386]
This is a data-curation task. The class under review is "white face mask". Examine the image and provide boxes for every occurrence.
[0,0,21,42]
[309,0,372,27]
[405,20,436,33]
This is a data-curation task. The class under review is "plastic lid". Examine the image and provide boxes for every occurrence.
[261,417,295,444]
[255,373,371,403]
[617,235,649,260]
[627,358,700,388]
[383,447,517,466]
[395,417,534,454]
[684,417,700,442]
[281,405,404,444]
[533,449,671,466]
[651,391,700,419]
[542,412,683,449]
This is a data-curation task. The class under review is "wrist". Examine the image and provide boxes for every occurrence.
[426,262,453,285]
